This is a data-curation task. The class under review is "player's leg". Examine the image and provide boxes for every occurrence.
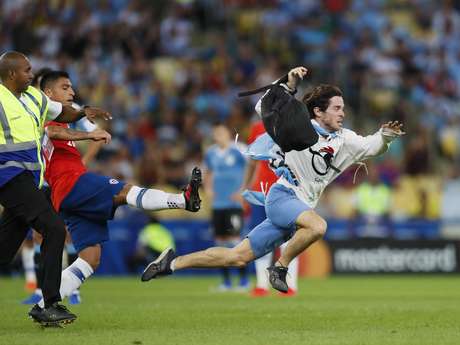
[66,242,82,304]
[31,209,67,306]
[37,215,105,307]
[115,167,202,212]
[142,238,254,283]
[212,209,237,290]
[248,205,271,296]
[22,231,82,305]
[279,241,298,296]
[57,245,99,302]
[63,232,82,305]
[59,216,105,301]
[276,210,327,267]
[141,216,291,281]
[22,230,44,304]
[268,210,326,293]
[21,232,37,292]
[215,237,233,290]
[262,184,322,293]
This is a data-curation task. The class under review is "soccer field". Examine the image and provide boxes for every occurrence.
[1,276,459,345]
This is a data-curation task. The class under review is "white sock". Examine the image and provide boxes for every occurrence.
[254,252,272,290]
[170,259,176,272]
[126,186,185,210]
[38,257,93,308]
[280,242,298,291]
[21,246,36,284]
[62,247,68,269]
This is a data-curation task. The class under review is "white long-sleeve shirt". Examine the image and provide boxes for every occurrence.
[277,127,393,208]
[255,87,397,209]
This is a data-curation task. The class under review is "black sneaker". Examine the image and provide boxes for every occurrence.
[267,265,289,293]
[141,247,175,282]
[183,167,202,212]
[33,303,77,326]
[28,304,43,322]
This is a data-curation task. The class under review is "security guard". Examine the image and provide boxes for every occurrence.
[354,165,392,237]
[0,51,111,326]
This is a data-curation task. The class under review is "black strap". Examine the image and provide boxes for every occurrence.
[309,148,341,174]
[238,84,274,97]
[237,74,290,97]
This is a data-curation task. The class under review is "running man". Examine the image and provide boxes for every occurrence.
[141,66,405,293]
[30,70,201,311]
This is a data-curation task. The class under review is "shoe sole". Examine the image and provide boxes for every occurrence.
[30,315,77,328]
[189,168,202,212]
[141,247,174,282]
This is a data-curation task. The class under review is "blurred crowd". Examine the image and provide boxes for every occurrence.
[1,0,459,227]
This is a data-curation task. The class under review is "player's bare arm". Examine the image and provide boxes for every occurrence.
[55,105,112,124]
[81,140,105,166]
[46,126,111,144]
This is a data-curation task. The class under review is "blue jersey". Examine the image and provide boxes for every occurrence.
[204,144,246,209]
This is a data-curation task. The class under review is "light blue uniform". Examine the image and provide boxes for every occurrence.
[246,183,310,258]
[204,144,246,210]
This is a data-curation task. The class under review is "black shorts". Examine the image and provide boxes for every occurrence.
[211,208,244,237]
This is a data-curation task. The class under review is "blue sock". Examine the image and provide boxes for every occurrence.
[239,267,248,286]
[222,268,231,287]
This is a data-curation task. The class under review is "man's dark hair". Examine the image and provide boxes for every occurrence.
[31,67,53,88]
[302,84,343,119]
[39,70,70,91]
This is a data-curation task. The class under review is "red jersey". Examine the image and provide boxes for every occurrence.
[43,121,87,211]
[247,121,278,192]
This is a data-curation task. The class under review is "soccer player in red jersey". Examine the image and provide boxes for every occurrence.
[34,70,202,309]
[243,120,298,296]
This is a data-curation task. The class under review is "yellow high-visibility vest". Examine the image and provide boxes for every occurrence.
[0,84,49,187]
[139,224,175,253]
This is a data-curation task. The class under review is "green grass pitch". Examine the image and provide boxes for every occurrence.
[1,275,459,345]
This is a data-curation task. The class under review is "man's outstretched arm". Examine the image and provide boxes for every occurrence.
[344,121,405,161]
[43,96,112,124]
[54,105,112,124]
[46,126,111,144]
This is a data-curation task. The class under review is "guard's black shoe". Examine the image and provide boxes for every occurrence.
[141,247,175,282]
[28,304,43,322]
[183,167,202,212]
[267,265,289,293]
[33,303,77,326]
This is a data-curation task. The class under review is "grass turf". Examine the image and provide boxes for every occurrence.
[0,275,459,345]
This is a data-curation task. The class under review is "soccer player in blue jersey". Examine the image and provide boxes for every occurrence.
[203,123,248,290]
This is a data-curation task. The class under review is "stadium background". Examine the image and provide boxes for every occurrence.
[1,0,460,274]
[1,1,460,344]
